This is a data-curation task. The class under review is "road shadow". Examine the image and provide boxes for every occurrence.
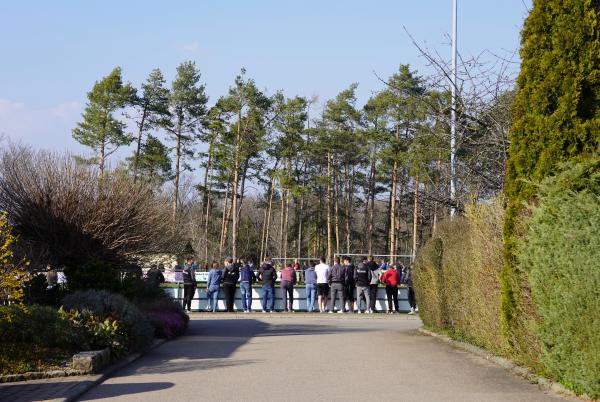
[115,318,375,376]
[79,382,174,401]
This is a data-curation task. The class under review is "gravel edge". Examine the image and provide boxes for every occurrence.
[418,327,594,402]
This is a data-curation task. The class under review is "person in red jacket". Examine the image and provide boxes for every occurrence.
[380,264,401,314]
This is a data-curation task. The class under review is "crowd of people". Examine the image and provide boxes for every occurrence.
[177,255,417,315]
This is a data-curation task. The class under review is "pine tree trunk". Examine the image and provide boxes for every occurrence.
[326,152,333,263]
[334,165,341,257]
[132,107,148,183]
[172,123,182,218]
[231,112,242,260]
[412,174,419,262]
[219,178,231,260]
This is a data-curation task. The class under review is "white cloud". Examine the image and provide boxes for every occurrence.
[177,41,200,53]
[0,98,83,151]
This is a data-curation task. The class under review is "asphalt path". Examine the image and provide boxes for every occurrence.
[78,314,568,402]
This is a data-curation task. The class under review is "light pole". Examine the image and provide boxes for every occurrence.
[450,0,458,218]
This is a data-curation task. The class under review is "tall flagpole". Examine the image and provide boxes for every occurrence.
[450,0,458,218]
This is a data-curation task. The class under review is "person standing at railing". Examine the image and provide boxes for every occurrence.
[315,257,330,313]
[206,261,222,312]
[381,264,401,314]
[304,263,317,312]
[221,257,239,312]
[182,257,196,312]
[240,260,256,313]
[329,257,346,313]
[401,264,417,315]
[258,258,277,313]
[366,255,381,313]
[343,257,356,313]
[280,262,297,313]
[354,258,372,314]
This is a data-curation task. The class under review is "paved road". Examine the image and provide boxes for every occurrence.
[78,315,567,402]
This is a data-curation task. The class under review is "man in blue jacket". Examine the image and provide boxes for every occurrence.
[240,259,257,313]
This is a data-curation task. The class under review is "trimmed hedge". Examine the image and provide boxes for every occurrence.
[416,160,599,398]
[519,159,600,398]
[414,198,509,355]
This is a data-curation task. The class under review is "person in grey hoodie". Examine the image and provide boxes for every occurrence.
[329,257,346,313]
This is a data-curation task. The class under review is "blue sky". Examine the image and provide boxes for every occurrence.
[0,0,531,158]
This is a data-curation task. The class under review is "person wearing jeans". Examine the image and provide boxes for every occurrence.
[280,263,297,312]
[239,260,256,313]
[206,261,222,312]
[258,258,277,312]
[304,264,317,312]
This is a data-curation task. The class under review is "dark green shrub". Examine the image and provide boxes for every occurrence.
[503,0,600,364]
[519,159,600,398]
[64,258,120,292]
[62,290,154,352]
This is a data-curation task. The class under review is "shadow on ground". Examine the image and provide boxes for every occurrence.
[79,382,174,400]
[113,318,375,376]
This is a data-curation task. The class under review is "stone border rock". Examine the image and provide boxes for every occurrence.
[418,327,595,402]
[56,338,166,402]
[0,348,111,384]
[0,369,88,383]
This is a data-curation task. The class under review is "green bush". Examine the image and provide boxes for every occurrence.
[519,159,600,398]
[503,0,600,371]
[414,198,511,355]
[63,258,120,292]
[62,290,154,353]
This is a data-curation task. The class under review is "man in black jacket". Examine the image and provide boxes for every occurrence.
[354,258,372,313]
[343,257,356,313]
[258,258,277,313]
[329,257,346,313]
[221,257,239,312]
[182,257,196,312]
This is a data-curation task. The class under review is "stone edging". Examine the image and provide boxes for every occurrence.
[0,369,88,383]
[418,327,594,402]
[57,338,166,402]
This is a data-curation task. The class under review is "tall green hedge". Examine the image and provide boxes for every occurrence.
[414,199,509,355]
[519,158,600,398]
[503,0,600,355]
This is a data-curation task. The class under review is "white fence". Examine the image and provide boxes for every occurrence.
[164,286,411,312]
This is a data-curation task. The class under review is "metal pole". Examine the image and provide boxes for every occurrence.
[450,0,458,218]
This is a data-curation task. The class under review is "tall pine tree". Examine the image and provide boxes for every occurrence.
[72,67,134,175]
